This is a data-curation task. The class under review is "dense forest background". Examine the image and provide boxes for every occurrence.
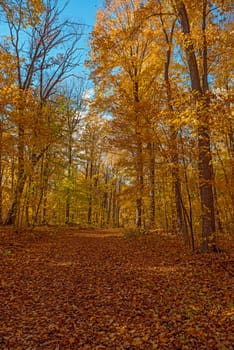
[0,0,233,252]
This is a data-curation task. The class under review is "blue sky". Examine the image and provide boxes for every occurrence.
[60,0,103,27]
[59,0,104,47]
[0,1,103,80]
[58,0,104,77]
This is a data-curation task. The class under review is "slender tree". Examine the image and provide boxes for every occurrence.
[1,0,83,226]
[89,0,165,228]
[173,0,216,251]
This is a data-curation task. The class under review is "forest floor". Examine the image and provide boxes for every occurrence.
[0,226,233,350]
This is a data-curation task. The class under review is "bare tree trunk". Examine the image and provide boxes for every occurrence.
[133,79,144,229]
[112,178,121,227]
[136,138,144,228]
[175,0,216,252]
[198,120,216,251]
[148,142,156,228]
[87,162,93,225]
[65,134,72,224]
[173,162,183,234]
[42,187,48,225]
[181,138,195,251]
[160,15,184,234]
[5,123,25,226]
[107,189,112,226]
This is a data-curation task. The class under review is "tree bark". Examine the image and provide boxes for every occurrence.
[160,15,184,235]
[175,0,216,251]
[134,80,144,229]
[148,142,156,228]
[65,133,72,224]
[5,123,25,226]
[136,138,144,228]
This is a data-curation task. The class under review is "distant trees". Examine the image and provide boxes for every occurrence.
[88,0,233,251]
[88,0,166,229]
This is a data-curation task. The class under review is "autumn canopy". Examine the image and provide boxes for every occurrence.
[0,0,233,253]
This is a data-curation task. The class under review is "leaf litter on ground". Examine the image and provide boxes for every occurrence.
[0,227,233,349]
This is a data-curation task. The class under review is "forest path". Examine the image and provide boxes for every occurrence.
[0,227,233,349]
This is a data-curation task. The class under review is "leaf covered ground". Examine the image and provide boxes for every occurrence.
[0,227,233,349]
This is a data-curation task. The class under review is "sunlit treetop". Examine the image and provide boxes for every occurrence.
[0,0,44,27]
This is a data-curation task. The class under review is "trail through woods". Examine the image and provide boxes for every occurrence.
[0,227,233,349]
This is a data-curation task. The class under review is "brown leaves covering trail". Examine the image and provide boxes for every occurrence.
[0,227,233,349]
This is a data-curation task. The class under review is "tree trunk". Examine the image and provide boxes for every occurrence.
[87,161,93,225]
[134,80,144,229]
[175,0,216,252]
[136,138,144,228]
[65,134,72,224]
[5,123,25,226]
[148,142,156,228]
[160,16,184,234]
